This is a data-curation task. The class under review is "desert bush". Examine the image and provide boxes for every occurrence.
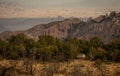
[0,66,17,76]
[66,64,91,76]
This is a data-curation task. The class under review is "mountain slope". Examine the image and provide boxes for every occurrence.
[0,11,120,43]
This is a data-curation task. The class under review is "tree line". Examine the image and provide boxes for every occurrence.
[0,33,119,63]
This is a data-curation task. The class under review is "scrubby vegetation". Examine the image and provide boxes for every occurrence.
[0,33,119,63]
[0,33,120,76]
[0,59,119,76]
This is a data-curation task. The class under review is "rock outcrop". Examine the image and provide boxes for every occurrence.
[94,15,105,23]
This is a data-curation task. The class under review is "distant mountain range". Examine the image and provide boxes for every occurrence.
[0,16,64,32]
[0,11,120,43]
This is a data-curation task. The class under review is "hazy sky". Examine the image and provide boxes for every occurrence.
[0,0,120,18]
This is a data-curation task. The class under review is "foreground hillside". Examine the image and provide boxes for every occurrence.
[0,59,120,76]
[0,11,120,43]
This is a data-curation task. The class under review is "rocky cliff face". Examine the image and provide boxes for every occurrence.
[24,18,81,40]
[0,11,120,43]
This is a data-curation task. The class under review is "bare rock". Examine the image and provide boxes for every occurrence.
[95,15,105,23]
[109,11,117,19]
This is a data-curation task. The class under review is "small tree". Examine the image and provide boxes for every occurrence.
[90,37,103,48]
[0,39,6,58]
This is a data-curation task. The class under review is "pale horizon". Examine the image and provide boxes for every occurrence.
[0,0,120,18]
[0,0,120,32]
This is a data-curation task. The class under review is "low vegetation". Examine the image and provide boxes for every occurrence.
[0,33,119,76]
[0,33,120,62]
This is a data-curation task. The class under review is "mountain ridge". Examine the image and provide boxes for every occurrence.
[0,11,120,43]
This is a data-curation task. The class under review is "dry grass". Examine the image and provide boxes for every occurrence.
[0,59,120,76]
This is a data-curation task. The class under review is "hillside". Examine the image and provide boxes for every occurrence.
[0,11,120,43]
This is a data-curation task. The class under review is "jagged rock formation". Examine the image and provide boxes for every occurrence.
[0,11,120,43]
